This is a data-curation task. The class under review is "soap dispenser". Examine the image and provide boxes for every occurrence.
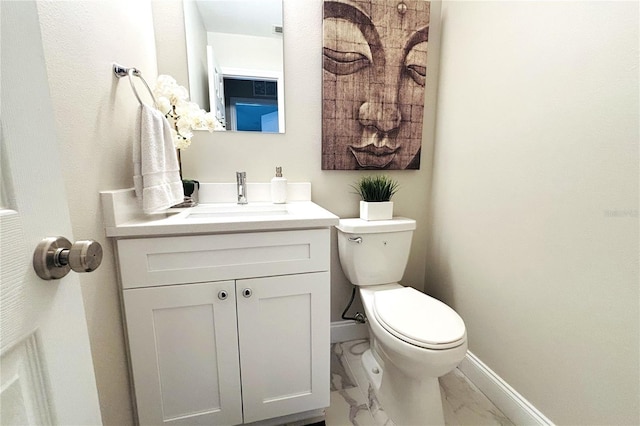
[270,167,287,204]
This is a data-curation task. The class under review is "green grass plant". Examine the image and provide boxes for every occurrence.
[352,175,399,202]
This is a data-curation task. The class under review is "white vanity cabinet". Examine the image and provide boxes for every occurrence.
[116,229,331,426]
[123,280,243,425]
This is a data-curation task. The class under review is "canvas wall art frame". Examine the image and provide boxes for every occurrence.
[322,0,431,170]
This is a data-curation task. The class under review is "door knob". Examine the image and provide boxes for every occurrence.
[33,237,103,280]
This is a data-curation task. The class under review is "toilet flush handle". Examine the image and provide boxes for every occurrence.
[348,236,363,244]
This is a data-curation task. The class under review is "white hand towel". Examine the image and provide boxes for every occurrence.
[133,104,184,213]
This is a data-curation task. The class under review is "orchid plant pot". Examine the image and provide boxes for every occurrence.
[182,179,199,198]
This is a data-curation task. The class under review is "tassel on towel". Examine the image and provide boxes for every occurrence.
[133,104,184,213]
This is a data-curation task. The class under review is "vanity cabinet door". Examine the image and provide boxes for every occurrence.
[236,272,330,423]
[123,281,242,426]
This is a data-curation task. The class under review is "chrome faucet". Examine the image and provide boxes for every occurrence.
[236,172,247,204]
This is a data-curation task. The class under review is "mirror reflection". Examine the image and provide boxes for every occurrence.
[183,0,285,133]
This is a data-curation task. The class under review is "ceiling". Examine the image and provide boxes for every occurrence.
[194,0,283,38]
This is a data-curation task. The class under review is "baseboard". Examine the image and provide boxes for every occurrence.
[330,320,369,343]
[459,351,554,425]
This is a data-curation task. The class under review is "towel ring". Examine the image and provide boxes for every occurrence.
[113,63,157,107]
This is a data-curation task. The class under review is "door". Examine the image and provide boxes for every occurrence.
[0,1,102,424]
[236,273,330,423]
[206,45,226,125]
[261,110,279,133]
[122,281,242,426]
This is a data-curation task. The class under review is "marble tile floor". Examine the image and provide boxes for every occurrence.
[326,339,514,426]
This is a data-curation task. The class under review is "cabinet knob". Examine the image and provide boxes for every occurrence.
[218,290,228,300]
[33,237,103,280]
[242,288,252,298]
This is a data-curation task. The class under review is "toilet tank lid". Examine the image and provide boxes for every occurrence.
[336,217,416,233]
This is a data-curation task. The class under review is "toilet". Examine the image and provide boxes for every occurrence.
[336,217,468,426]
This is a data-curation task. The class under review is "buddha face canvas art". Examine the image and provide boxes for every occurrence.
[322,0,430,170]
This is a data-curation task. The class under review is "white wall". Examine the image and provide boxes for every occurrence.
[208,32,284,72]
[152,1,189,90]
[30,1,638,424]
[179,0,438,322]
[31,1,435,423]
[184,0,210,110]
[428,1,639,424]
[36,1,158,424]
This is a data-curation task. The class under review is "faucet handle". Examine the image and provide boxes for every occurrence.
[236,171,246,182]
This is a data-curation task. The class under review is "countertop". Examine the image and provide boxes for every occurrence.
[100,186,339,238]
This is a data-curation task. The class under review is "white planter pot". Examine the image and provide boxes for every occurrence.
[360,201,393,221]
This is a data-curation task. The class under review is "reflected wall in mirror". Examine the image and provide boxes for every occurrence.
[183,0,285,133]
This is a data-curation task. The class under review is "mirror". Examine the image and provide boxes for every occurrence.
[183,0,285,133]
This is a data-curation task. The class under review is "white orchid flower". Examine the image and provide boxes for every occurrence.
[176,116,194,138]
[174,100,198,117]
[155,97,172,115]
[153,74,220,150]
[169,127,188,150]
[204,112,224,131]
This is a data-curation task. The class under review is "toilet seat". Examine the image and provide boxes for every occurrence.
[372,287,466,350]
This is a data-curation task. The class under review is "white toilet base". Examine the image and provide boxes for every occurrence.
[362,348,445,426]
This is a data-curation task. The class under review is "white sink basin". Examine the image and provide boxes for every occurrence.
[185,203,288,219]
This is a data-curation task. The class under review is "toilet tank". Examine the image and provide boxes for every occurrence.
[336,218,416,286]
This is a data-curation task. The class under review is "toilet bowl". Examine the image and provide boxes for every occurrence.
[336,218,468,425]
